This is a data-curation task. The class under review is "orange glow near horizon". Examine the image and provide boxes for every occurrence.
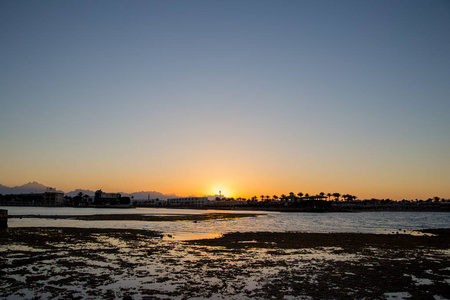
[1,174,449,201]
[209,185,232,199]
[1,143,449,201]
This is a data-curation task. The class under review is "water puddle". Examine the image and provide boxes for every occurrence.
[411,275,434,285]
[167,232,222,241]
[384,292,412,299]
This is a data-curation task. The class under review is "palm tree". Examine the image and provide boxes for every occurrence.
[273,195,279,202]
[82,194,90,205]
[332,193,341,201]
[327,193,332,201]
[74,192,83,207]
[280,194,287,202]
[260,195,265,202]
[289,192,295,202]
[297,192,303,198]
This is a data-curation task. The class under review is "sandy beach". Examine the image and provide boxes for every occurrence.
[1,224,449,299]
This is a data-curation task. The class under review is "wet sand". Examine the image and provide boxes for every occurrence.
[1,227,449,299]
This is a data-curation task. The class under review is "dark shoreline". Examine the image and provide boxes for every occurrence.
[3,203,450,212]
[188,229,450,250]
[3,226,448,248]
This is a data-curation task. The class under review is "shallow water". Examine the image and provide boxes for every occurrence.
[2,206,449,240]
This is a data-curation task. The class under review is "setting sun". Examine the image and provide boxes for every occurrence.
[211,186,232,198]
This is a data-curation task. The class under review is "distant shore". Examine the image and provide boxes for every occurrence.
[2,202,450,212]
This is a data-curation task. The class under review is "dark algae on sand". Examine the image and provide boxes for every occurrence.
[1,228,449,299]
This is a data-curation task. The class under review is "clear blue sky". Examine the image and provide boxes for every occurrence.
[1,0,449,199]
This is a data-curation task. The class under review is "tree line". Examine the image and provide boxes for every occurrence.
[218,192,354,203]
[218,192,449,203]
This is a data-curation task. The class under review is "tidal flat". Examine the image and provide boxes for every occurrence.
[1,227,449,299]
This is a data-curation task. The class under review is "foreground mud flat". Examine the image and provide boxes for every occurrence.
[0,228,449,299]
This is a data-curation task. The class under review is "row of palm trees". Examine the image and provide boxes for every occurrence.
[228,192,357,202]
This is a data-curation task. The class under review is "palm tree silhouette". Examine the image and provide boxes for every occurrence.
[332,193,341,201]
[82,194,90,205]
[289,192,295,202]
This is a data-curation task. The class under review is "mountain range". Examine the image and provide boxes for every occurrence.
[0,181,63,195]
[0,182,178,200]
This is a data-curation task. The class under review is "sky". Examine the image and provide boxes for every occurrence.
[1,0,449,200]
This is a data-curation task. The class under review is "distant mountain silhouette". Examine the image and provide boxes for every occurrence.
[0,181,178,200]
[0,181,63,194]
[65,189,96,197]
[65,189,178,200]
[0,184,12,194]
[66,189,178,200]
[121,191,178,200]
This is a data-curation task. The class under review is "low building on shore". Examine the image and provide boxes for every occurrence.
[94,190,121,205]
[167,197,209,207]
[92,190,131,206]
[0,188,64,206]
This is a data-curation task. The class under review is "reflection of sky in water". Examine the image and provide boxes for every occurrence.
[1,206,261,216]
[3,207,450,240]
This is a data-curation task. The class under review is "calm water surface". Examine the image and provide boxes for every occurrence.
[2,206,449,240]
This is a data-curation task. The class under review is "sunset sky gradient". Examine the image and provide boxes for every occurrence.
[1,0,449,199]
